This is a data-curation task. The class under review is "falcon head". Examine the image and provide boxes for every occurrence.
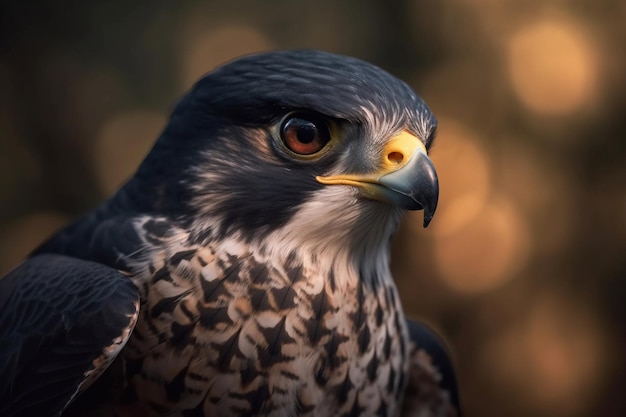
[118,50,438,261]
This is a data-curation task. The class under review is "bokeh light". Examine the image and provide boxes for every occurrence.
[507,17,599,116]
[484,291,608,416]
[433,196,530,293]
[423,119,491,237]
[495,140,574,257]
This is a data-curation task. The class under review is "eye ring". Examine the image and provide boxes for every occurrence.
[279,113,331,156]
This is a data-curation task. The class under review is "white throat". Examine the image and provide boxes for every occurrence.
[251,186,404,291]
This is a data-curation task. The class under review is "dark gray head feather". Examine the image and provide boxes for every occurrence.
[109,50,435,238]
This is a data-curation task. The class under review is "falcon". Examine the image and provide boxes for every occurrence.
[0,50,460,417]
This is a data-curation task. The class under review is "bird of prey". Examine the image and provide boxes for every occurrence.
[0,50,460,417]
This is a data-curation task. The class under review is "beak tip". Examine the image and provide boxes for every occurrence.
[423,216,432,228]
[417,179,438,228]
[422,205,436,228]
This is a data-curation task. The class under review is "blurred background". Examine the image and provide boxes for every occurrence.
[0,1,624,416]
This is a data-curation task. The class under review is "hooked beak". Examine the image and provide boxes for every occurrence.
[316,131,439,227]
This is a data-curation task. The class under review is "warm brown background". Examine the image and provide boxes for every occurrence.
[1,1,624,416]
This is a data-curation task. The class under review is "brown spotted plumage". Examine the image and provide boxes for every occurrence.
[115,217,408,416]
[1,50,460,417]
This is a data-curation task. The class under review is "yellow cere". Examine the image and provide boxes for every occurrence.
[316,130,425,186]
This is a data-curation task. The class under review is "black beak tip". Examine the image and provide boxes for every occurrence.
[419,180,439,228]
[423,210,435,228]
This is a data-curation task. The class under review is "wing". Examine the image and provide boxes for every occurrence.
[401,319,461,417]
[0,254,140,417]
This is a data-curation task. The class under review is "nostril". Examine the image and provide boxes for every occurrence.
[387,151,404,164]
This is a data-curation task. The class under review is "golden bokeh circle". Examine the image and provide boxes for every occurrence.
[434,196,530,293]
[423,119,491,237]
[507,18,598,116]
[484,292,607,416]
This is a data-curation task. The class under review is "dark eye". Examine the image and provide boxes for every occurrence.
[280,114,330,155]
